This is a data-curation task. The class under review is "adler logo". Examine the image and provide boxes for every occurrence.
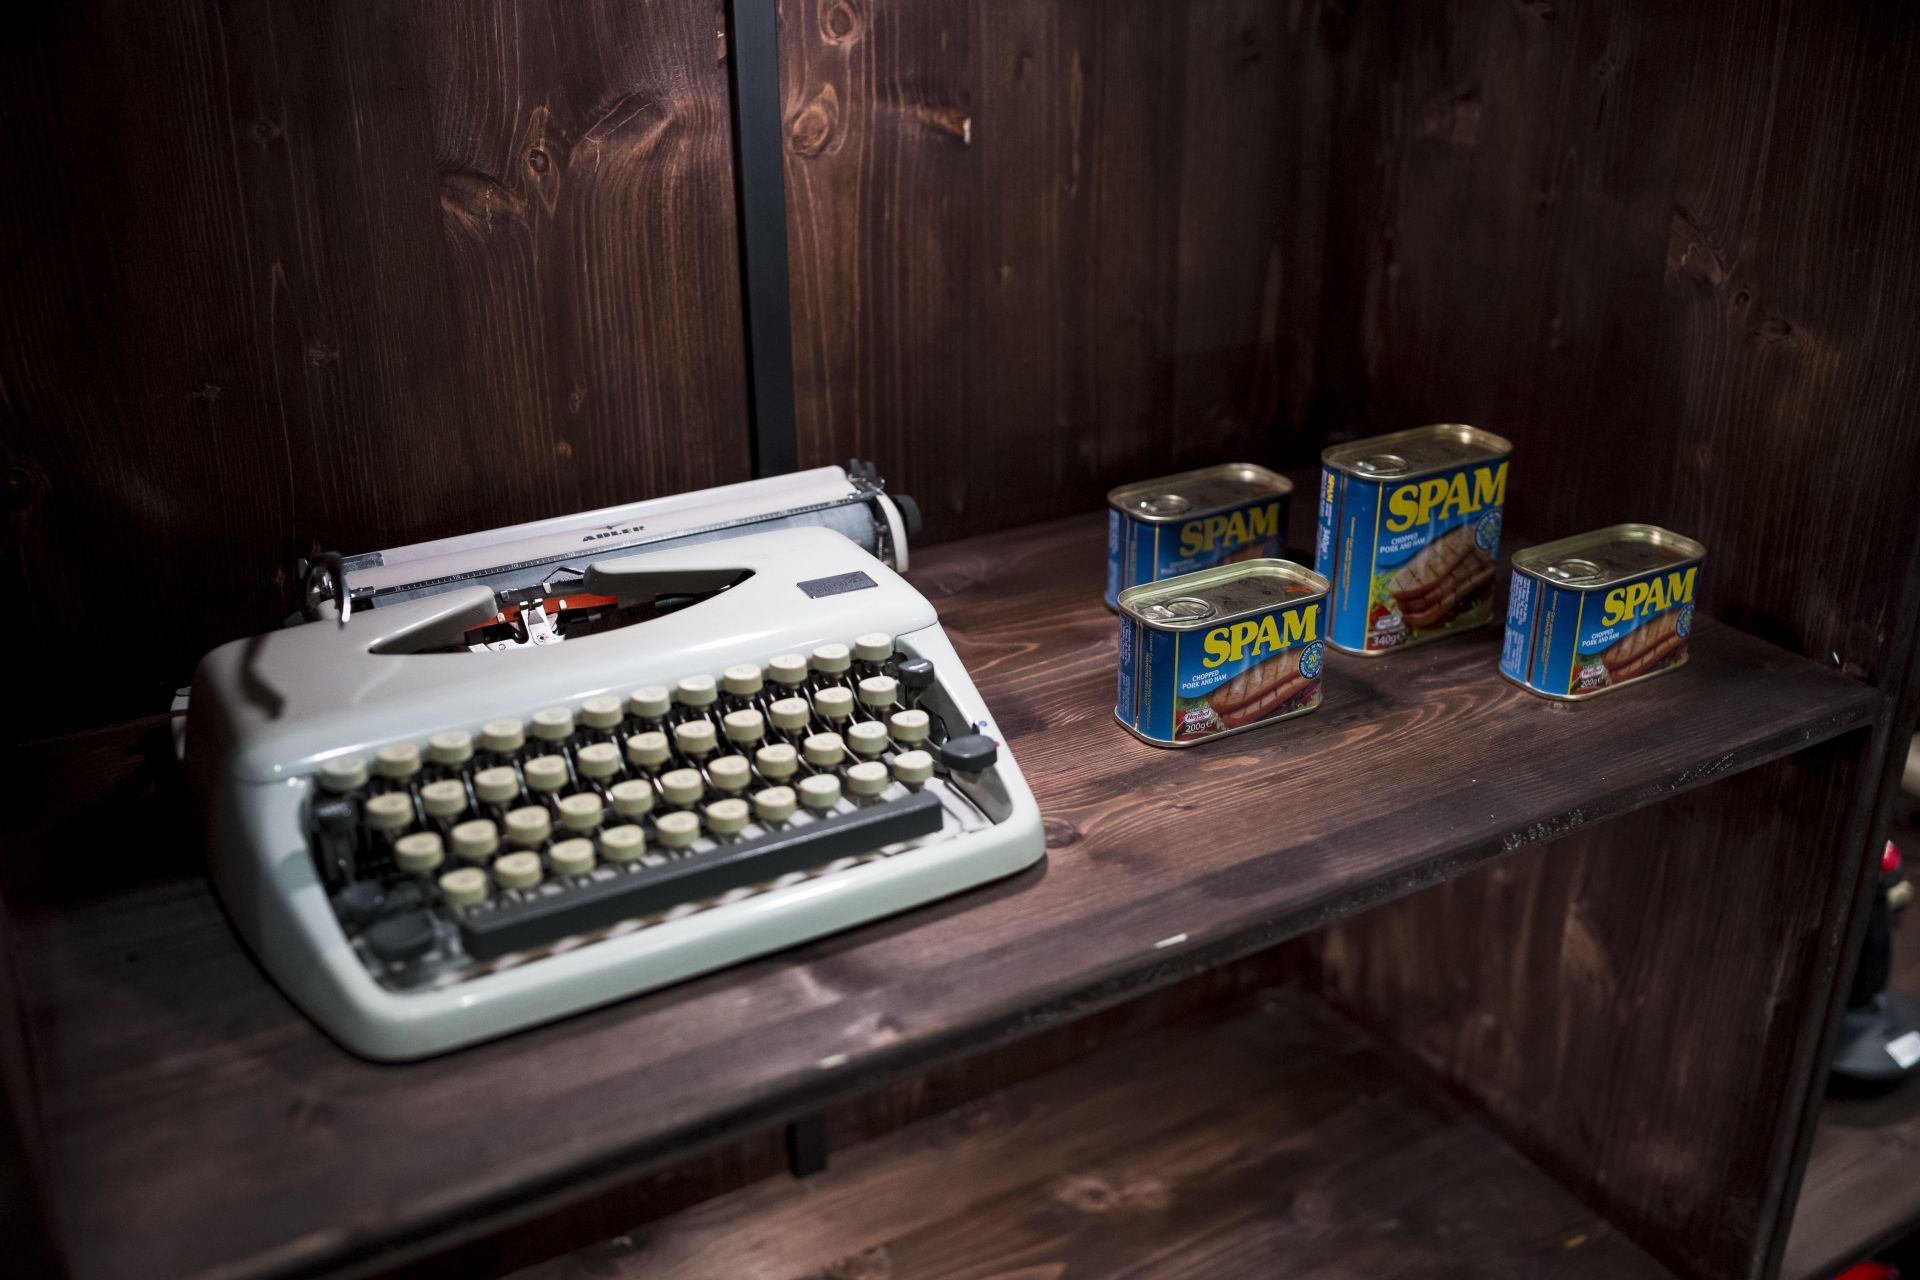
[1202,605,1318,668]
[1601,568,1696,626]
[1179,502,1281,556]
[582,526,643,543]
[1384,462,1508,532]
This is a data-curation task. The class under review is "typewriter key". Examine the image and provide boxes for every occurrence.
[767,654,810,688]
[802,733,845,769]
[600,824,646,862]
[524,755,569,796]
[888,709,931,745]
[364,793,414,832]
[846,760,890,798]
[891,750,934,787]
[659,769,705,808]
[673,719,718,760]
[550,839,596,877]
[395,831,445,875]
[815,686,855,724]
[706,798,750,836]
[655,810,702,850]
[609,779,655,819]
[531,707,575,743]
[753,786,797,825]
[708,755,752,795]
[420,780,467,821]
[318,754,368,794]
[799,774,842,812]
[374,742,423,783]
[556,792,604,833]
[579,696,623,732]
[723,709,766,746]
[626,686,671,725]
[504,806,552,849]
[438,867,489,907]
[450,819,499,863]
[625,731,670,771]
[493,852,543,890]
[427,730,473,770]
[857,676,898,712]
[755,743,798,782]
[847,721,890,758]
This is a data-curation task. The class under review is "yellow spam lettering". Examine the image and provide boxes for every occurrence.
[1600,567,1697,626]
[1201,605,1319,668]
[1178,502,1281,556]
[1383,461,1509,532]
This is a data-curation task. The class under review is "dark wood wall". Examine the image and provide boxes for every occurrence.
[778,0,1334,536]
[0,0,750,735]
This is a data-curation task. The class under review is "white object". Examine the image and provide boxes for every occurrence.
[185,528,1043,1060]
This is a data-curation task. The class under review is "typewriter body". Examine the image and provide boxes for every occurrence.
[183,467,1044,1060]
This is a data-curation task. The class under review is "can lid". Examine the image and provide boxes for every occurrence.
[1511,524,1706,588]
[1107,463,1292,524]
[1117,559,1328,630]
[1322,424,1512,479]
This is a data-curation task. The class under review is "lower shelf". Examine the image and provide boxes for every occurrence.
[514,989,1669,1280]
[1785,886,1920,1279]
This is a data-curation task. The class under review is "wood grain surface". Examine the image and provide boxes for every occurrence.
[778,0,1331,537]
[1784,873,1920,1279]
[509,989,1671,1280]
[0,515,1876,1279]
[0,0,750,736]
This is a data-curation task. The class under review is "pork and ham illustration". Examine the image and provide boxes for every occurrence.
[1203,648,1314,729]
[1597,610,1685,684]
[1385,526,1494,629]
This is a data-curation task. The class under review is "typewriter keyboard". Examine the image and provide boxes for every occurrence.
[308,634,1006,989]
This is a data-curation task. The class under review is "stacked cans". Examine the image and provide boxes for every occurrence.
[1109,429,1707,746]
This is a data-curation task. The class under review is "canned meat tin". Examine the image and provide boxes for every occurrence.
[1106,464,1293,608]
[1316,425,1513,655]
[1500,524,1706,700]
[1115,559,1330,747]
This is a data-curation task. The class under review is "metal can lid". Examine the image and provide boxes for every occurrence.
[1117,559,1328,631]
[1322,424,1512,480]
[1107,463,1292,525]
[1511,524,1706,588]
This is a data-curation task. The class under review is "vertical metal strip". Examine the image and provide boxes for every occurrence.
[724,0,799,478]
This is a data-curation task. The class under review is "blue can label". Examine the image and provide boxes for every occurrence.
[1504,562,1699,697]
[1117,600,1324,744]
[1105,495,1288,608]
[1318,460,1508,653]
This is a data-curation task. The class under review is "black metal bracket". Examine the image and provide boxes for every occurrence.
[723,0,799,479]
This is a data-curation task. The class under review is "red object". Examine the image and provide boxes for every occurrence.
[1835,1262,1897,1280]
[1886,840,1903,875]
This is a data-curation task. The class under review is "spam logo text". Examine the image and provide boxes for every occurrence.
[1202,605,1318,668]
[1384,462,1508,532]
[1601,568,1696,626]
[1178,502,1282,556]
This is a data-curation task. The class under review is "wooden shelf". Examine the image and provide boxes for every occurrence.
[1785,885,1920,1278]
[507,987,1670,1280]
[0,515,1879,1279]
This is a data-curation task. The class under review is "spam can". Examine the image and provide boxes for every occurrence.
[1316,425,1513,655]
[1500,524,1706,700]
[1106,464,1293,608]
[1115,559,1329,747]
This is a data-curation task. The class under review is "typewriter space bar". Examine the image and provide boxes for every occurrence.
[459,790,945,961]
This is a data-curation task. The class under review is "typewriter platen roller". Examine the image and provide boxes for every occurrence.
[184,479,1044,1061]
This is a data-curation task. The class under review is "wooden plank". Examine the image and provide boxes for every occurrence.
[507,989,1671,1280]
[0,0,751,736]
[778,0,1334,539]
[0,515,1878,1280]
[1784,858,1920,1279]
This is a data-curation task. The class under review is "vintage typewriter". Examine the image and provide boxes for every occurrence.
[183,465,1044,1060]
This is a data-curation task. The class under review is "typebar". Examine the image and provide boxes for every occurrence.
[459,790,945,961]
